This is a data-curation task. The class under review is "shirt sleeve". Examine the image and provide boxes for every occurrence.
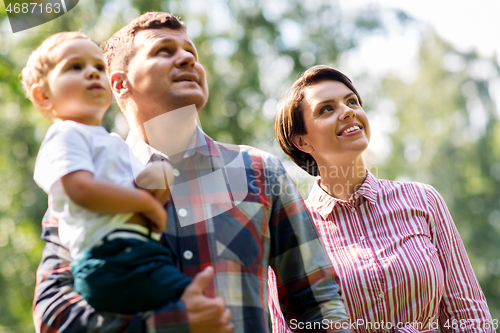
[267,159,351,333]
[33,212,191,333]
[425,186,495,333]
[33,124,95,193]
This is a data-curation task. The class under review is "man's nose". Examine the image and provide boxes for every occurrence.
[175,49,195,67]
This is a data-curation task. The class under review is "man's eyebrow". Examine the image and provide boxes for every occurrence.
[154,38,195,49]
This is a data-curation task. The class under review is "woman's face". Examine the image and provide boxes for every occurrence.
[295,80,371,162]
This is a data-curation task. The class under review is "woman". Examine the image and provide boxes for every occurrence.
[268,66,494,332]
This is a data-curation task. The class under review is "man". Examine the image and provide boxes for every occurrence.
[33,12,350,333]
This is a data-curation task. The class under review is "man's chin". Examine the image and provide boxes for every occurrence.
[172,92,207,112]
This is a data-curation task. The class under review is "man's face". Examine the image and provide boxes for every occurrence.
[125,28,208,118]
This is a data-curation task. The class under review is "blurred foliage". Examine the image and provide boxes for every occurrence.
[0,0,498,332]
[377,31,500,317]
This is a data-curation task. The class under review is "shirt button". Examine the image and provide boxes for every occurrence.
[173,169,180,177]
[178,208,188,217]
[125,247,132,253]
[354,193,359,199]
[183,250,193,260]
[360,236,365,241]
[350,207,356,213]
[368,258,374,263]
[379,292,384,298]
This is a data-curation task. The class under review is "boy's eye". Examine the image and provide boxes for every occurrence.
[96,64,105,71]
[70,63,82,70]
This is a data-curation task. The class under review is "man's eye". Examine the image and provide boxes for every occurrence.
[157,47,171,55]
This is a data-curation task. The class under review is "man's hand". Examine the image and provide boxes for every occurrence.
[181,267,235,333]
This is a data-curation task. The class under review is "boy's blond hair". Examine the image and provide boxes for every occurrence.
[21,31,89,101]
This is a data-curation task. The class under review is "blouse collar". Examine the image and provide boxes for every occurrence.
[307,170,380,218]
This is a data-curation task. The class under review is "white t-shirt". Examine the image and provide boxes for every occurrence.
[34,120,144,259]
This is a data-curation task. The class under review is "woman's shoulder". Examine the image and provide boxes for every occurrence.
[376,177,439,199]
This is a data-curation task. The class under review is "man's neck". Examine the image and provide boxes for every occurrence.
[129,104,199,159]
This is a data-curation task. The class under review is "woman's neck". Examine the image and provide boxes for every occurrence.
[316,155,367,201]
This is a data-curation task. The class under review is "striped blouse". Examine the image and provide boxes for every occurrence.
[269,171,494,333]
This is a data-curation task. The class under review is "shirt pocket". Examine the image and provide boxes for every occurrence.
[211,201,265,266]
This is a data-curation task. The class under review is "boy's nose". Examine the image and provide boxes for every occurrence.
[87,67,100,79]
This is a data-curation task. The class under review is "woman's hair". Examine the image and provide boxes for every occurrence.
[274,65,362,176]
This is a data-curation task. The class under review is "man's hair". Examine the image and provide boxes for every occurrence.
[101,12,186,75]
[274,65,363,176]
[20,31,89,101]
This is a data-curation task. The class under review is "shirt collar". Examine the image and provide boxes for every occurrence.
[307,169,380,218]
[125,125,220,166]
[356,170,379,205]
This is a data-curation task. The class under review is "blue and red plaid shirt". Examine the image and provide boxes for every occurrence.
[33,127,350,333]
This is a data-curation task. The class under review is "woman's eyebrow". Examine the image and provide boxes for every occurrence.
[317,99,336,105]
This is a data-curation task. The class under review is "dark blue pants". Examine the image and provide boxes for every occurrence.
[70,237,191,314]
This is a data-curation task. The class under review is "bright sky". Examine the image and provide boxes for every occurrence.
[332,0,500,170]
[339,0,500,77]
[371,0,500,58]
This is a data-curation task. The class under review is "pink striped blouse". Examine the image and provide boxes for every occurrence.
[269,171,494,333]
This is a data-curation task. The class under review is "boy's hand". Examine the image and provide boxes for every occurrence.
[135,160,174,206]
[142,197,167,233]
[135,160,174,190]
[146,188,171,206]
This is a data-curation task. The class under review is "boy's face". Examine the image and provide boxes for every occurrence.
[43,38,111,126]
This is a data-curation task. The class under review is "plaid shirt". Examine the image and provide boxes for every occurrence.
[33,127,350,333]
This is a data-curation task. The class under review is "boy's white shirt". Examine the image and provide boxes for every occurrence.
[34,120,145,259]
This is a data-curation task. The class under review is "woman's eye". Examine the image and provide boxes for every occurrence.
[347,99,358,106]
[321,105,334,113]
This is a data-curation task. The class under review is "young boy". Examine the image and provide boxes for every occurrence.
[22,32,190,314]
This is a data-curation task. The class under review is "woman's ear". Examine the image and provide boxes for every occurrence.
[30,84,52,112]
[292,135,313,154]
[110,71,131,98]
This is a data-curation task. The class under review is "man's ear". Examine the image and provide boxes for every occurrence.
[30,84,52,112]
[292,135,313,154]
[110,71,131,99]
